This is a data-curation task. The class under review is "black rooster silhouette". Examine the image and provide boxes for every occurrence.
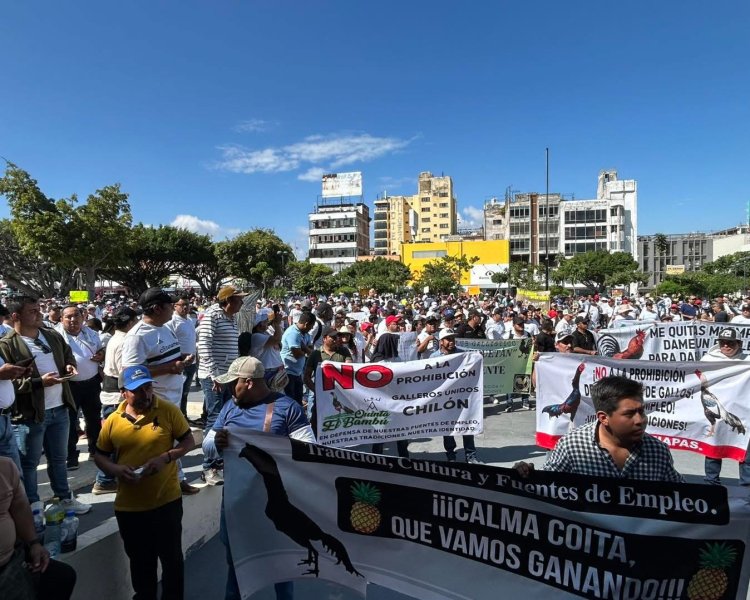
[518,337,533,357]
[543,362,585,421]
[695,370,746,437]
[331,392,354,414]
[239,444,362,578]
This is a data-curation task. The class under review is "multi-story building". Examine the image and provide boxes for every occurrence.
[483,198,507,241]
[498,170,637,265]
[308,201,370,272]
[415,171,457,243]
[373,194,416,256]
[638,233,712,289]
[372,171,458,255]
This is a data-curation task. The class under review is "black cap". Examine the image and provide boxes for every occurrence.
[138,287,174,309]
[322,327,340,339]
[575,316,589,325]
[718,328,739,342]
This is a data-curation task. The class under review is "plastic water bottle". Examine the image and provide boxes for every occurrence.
[60,510,79,553]
[32,508,46,545]
[44,497,64,558]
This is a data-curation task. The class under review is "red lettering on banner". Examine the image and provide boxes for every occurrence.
[321,363,394,391]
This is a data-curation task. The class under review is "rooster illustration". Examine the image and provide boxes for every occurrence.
[695,370,746,437]
[332,392,354,414]
[613,329,646,360]
[543,362,585,421]
[518,337,534,357]
[239,444,363,578]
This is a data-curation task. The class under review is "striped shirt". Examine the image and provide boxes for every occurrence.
[121,320,183,405]
[196,304,239,379]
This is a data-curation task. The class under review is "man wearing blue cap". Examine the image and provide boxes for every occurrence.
[95,365,196,600]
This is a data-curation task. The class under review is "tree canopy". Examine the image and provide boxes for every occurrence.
[411,255,478,295]
[287,261,335,296]
[216,229,293,292]
[553,251,646,293]
[333,258,411,295]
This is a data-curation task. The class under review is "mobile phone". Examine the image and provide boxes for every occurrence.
[56,374,75,381]
[16,357,35,368]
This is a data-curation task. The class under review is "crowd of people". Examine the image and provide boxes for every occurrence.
[1,284,749,599]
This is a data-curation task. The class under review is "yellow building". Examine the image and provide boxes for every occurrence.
[401,239,510,289]
[372,171,458,256]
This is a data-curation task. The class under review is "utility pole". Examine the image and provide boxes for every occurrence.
[545,147,550,291]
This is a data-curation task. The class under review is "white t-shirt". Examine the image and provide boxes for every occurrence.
[21,332,63,410]
[416,331,438,358]
[166,313,197,354]
[0,357,15,409]
[121,321,182,405]
[250,332,284,370]
[55,325,101,381]
[101,330,127,406]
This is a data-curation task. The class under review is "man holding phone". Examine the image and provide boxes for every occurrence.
[56,305,105,471]
[0,295,91,514]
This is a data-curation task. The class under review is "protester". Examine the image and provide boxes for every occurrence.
[430,329,482,464]
[0,457,77,600]
[280,312,315,405]
[166,295,197,420]
[701,328,750,486]
[56,304,105,471]
[0,296,91,514]
[570,317,597,356]
[0,358,27,470]
[202,356,314,600]
[516,376,683,481]
[95,365,196,600]
[196,286,245,486]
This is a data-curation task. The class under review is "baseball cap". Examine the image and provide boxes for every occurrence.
[138,287,174,309]
[443,309,455,319]
[217,286,248,302]
[555,331,573,343]
[215,356,265,384]
[338,326,352,335]
[718,328,739,342]
[322,327,339,338]
[118,365,155,391]
[574,316,589,324]
[438,328,457,340]
[385,315,402,326]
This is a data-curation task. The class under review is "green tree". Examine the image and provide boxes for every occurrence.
[176,233,227,298]
[0,219,77,297]
[412,255,479,295]
[287,261,335,296]
[491,260,541,290]
[552,251,646,293]
[655,272,742,299]
[99,225,215,297]
[334,258,411,295]
[216,229,293,292]
[0,163,132,296]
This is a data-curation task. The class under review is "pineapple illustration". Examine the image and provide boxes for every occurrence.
[349,481,382,534]
[687,542,737,600]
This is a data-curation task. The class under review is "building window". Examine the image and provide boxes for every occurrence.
[421,197,431,202]
[439,223,449,229]
[421,207,431,213]
[422,218,431,223]
[412,250,448,259]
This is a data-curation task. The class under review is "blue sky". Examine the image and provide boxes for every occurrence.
[1,2,748,256]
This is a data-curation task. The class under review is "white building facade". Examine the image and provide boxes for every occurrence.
[308,202,370,272]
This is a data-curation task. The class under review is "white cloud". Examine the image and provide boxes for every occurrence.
[298,167,326,182]
[171,214,222,237]
[460,206,484,228]
[212,133,412,176]
[234,118,277,133]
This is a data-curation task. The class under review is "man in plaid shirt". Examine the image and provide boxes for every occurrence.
[519,376,683,482]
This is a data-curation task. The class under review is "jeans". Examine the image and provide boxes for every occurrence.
[443,435,477,461]
[67,376,102,457]
[0,413,22,473]
[201,378,233,470]
[705,456,750,486]
[284,374,304,404]
[180,364,197,417]
[220,503,293,600]
[116,498,184,600]
[21,405,71,503]
[96,404,118,485]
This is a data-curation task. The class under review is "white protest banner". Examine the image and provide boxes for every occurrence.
[314,352,484,447]
[536,353,750,460]
[397,331,418,362]
[457,338,533,396]
[595,321,750,362]
[224,430,750,600]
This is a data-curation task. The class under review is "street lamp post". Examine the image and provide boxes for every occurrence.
[545,147,550,291]
[277,250,289,289]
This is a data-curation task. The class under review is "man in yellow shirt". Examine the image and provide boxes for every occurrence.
[95,365,195,600]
